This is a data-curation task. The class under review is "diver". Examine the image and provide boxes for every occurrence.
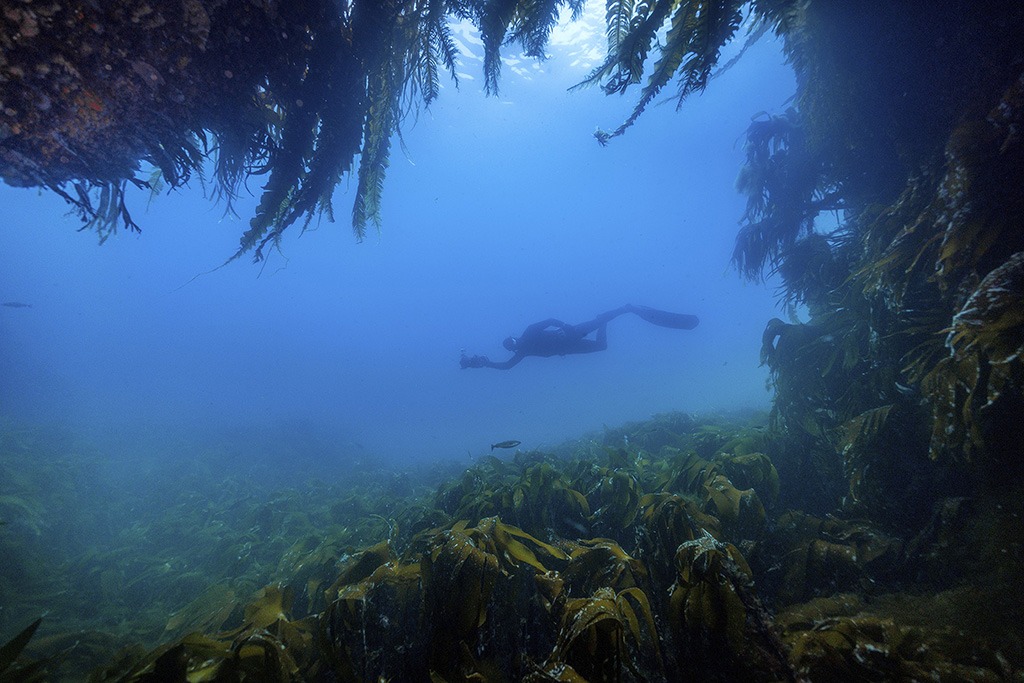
[460,304,699,370]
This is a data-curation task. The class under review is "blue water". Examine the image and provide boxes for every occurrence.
[0,14,795,469]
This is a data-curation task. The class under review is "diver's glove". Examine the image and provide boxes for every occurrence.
[460,353,489,369]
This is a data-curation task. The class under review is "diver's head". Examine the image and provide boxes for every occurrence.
[503,336,518,352]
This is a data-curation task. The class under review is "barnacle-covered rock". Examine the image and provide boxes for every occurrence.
[0,1,286,181]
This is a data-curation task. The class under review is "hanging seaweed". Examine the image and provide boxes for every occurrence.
[0,0,582,259]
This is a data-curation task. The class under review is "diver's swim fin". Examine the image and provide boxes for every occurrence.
[633,306,699,330]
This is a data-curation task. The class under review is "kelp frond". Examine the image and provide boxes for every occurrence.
[455,0,585,95]
[580,0,746,145]
[50,179,147,244]
[476,0,521,95]
[222,0,591,258]
[731,108,841,282]
[1,0,589,261]
[575,0,675,98]
[408,0,462,109]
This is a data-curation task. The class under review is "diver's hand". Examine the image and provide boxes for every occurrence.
[460,353,489,369]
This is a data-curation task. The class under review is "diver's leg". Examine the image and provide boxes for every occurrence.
[572,333,607,354]
[631,306,700,330]
[599,304,636,321]
[571,318,602,337]
[595,322,607,350]
[575,305,636,336]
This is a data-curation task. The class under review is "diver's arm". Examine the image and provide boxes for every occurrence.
[482,353,524,370]
[460,353,523,370]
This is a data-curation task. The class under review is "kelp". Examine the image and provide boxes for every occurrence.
[732,111,841,283]
[437,458,592,541]
[575,0,1024,536]
[655,448,768,541]
[3,411,1023,680]
[0,618,46,682]
[580,0,746,146]
[538,586,662,681]
[765,8,1024,522]
[668,531,791,681]
[561,539,647,598]
[0,424,115,640]
[850,74,1024,468]
[922,250,1024,460]
[566,463,643,540]
[7,2,1024,678]
[779,589,1022,682]
[0,0,591,258]
[764,511,903,607]
[320,516,571,681]
[92,586,320,681]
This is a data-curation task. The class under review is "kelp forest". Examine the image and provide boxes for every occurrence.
[3,0,1024,681]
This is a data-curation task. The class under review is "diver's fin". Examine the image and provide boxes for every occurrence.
[633,306,699,330]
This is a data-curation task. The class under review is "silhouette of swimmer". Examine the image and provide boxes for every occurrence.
[460,304,699,370]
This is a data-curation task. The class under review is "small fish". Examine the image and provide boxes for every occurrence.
[1,302,31,308]
[491,440,521,451]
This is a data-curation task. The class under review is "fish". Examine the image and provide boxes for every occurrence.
[1,302,31,308]
[490,440,521,450]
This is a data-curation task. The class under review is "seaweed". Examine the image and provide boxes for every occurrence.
[0,0,586,257]
[3,409,1023,680]
[0,618,45,682]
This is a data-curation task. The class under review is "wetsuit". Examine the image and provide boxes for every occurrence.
[461,305,697,370]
